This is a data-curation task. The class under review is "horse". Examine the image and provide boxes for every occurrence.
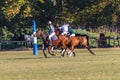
[69,34,96,56]
[54,28,71,56]
[34,28,68,58]
[55,29,96,57]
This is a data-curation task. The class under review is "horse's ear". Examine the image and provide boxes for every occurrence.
[41,28,43,31]
[38,28,41,31]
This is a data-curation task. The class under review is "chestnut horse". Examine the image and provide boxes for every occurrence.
[34,29,68,58]
[69,34,96,56]
[55,28,70,56]
[55,29,96,57]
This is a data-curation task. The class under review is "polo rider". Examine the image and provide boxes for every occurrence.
[48,21,55,45]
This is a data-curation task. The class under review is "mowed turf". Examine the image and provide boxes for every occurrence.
[0,48,120,80]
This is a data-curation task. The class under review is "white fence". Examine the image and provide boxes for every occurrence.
[0,40,33,50]
[0,37,120,51]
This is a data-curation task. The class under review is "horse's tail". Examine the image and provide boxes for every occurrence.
[85,35,96,56]
[85,35,89,46]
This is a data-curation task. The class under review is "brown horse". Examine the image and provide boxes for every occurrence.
[55,28,70,56]
[69,34,96,56]
[34,28,68,58]
[55,29,96,57]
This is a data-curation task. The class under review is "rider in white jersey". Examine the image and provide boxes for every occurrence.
[60,23,69,35]
[48,21,55,45]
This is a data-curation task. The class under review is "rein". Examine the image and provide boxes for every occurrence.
[40,32,47,41]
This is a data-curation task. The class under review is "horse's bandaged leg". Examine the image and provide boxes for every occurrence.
[69,51,73,57]
[67,50,71,55]
[51,47,54,51]
[61,49,65,56]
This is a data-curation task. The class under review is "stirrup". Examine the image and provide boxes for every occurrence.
[48,40,52,45]
[49,42,52,45]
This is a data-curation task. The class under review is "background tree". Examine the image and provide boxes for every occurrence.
[0,0,120,40]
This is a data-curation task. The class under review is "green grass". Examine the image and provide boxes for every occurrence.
[0,48,120,80]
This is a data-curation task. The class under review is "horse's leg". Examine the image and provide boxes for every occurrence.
[72,51,76,56]
[48,46,55,56]
[69,50,76,57]
[69,45,76,57]
[67,49,73,56]
[43,47,47,58]
[87,47,96,56]
[51,46,54,51]
[60,41,68,57]
[50,46,54,53]
[56,49,62,53]
[84,44,96,56]
[67,50,71,55]
[61,48,66,57]
[67,50,73,56]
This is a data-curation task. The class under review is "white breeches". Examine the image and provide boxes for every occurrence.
[61,32,68,35]
[49,32,55,40]
[70,34,75,37]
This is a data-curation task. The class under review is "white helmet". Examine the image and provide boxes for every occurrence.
[48,21,52,24]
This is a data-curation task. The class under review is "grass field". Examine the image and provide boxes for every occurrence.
[0,48,120,80]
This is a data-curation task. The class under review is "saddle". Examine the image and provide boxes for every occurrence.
[44,36,50,45]
[63,34,70,38]
[46,35,58,45]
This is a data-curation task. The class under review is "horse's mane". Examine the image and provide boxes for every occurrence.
[55,28,60,32]
[36,28,48,41]
[75,33,89,39]
[75,33,88,36]
[55,28,61,35]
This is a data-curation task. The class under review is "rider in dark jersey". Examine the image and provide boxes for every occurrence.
[68,27,75,37]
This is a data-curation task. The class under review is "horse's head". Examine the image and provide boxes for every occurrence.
[34,29,43,37]
[55,28,61,36]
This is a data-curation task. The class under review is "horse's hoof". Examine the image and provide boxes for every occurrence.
[44,56,47,58]
[61,54,64,57]
[60,56,64,58]
[52,54,55,56]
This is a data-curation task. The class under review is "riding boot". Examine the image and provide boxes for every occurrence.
[48,39,52,45]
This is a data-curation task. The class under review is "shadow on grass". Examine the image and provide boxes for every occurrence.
[0,56,61,61]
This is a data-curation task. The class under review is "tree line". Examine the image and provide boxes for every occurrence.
[0,0,120,40]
